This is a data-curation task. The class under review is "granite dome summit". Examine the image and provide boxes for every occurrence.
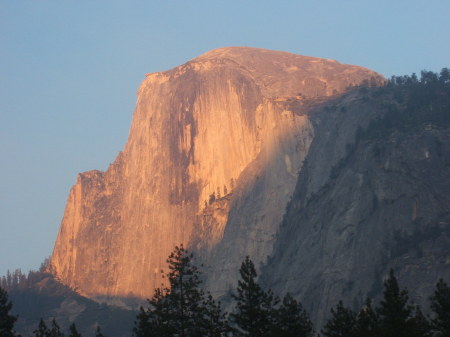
[49,47,384,304]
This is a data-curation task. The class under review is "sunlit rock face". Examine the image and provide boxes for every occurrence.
[49,47,383,302]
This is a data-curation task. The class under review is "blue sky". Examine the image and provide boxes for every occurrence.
[1,0,449,276]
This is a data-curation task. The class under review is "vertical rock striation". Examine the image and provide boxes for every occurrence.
[50,47,383,303]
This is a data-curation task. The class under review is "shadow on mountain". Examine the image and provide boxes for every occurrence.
[261,70,450,326]
[4,270,137,337]
[194,84,378,301]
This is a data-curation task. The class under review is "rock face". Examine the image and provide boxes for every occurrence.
[261,87,450,326]
[49,47,383,302]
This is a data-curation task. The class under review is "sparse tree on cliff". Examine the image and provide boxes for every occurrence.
[0,286,18,337]
[209,193,216,205]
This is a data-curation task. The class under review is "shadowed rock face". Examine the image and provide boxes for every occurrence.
[261,89,450,326]
[49,47,383,303]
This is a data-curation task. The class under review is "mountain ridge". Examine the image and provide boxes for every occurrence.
[49,47,384,308]
[262,77,450,325]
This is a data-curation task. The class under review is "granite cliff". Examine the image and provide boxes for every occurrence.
[262,78,450,325]
[49,47,384,304]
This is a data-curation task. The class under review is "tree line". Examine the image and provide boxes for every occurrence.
[0,259,50,291]
[2,246,449,337]
[358,68,450,142]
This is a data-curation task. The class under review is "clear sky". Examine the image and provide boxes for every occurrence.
[1,0,449,276]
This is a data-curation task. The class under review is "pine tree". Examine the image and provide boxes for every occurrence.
[430,279,450,336]
[48,319,64,337]
[410,306,432,337]
[377,269,414,337]
[321,300,356,337]
[134,306,151,337]
[0,286,18,337]
[134,288,174,337]
[134,245,224,337]
[33,319,50,337]
[202,294,228,337]
[164,246,205,336]
[230,256,277,337]
[272,293,314,337]
[68,323,81,337]
[353,299,378,337]
[95,326,106,337]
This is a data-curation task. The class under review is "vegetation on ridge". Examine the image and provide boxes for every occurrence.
[359,68,450,140]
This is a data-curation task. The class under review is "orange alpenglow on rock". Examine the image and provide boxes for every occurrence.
[49,47,383,303]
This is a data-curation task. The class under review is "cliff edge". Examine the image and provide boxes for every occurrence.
[50,47,383,303]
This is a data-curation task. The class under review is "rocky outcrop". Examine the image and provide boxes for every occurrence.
[50,47,383,302]
[261,87,450,326]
